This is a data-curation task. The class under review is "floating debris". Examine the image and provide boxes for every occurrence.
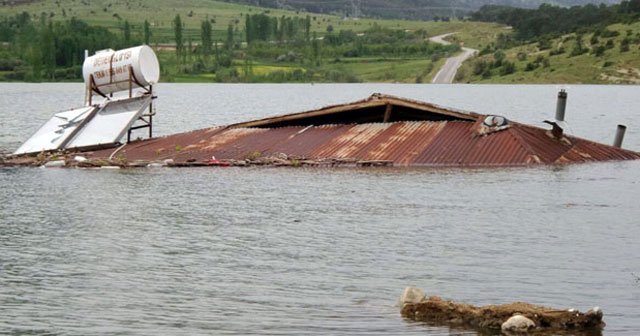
[43,160,66,168]
[399,287,605,333]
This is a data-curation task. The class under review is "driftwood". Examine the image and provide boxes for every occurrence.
[400,292,604,334]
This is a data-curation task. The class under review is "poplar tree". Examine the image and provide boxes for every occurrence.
[144,20,151,45]
[245,15,252,45]
[173,14,183,59]
[41,22,56,79]
[305,15,311,42]
[123,20,131,46]
[312,31,320,66]
[201,20,212,57]
[186,38,192,63]
[225,24,234,50]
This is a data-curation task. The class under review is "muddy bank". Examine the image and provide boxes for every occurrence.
[400,288,604,334]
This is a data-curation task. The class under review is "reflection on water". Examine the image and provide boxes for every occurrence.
[1,84,639,335]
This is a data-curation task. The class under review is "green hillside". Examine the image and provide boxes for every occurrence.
[221,0,622,20]
[0,0,498,42]
[453,1,640,84]
[455,22,640,84]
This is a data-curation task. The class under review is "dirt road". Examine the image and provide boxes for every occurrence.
[429,33,477,84]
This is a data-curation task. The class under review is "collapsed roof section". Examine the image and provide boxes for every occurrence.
[230,93,478,128]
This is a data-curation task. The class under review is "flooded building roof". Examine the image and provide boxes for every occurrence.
[81,94,640,167]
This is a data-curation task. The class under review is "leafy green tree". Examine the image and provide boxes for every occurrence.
[187,38,192,63]
[225,23,234,50]
[570,34,586,57]
[173,14,183,59]
[592,45,606,56]
[245,15,253,44]
[201,19,212,58]
[304,15,311,41]
[214,39,220,66]
[620,37,630,52]
[123,20,131,46]
[41,22,56,79]
[493,49,505,67]
[27,42,42,81]
[312,31,320,65]
[500,61,516,76]
[144,20,151,45]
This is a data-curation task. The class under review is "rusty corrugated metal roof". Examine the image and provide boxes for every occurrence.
[83,94,640,167]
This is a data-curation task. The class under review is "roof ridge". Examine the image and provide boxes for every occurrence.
[508,124,547,164]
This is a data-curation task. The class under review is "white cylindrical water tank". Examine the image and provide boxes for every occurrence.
[82,45,160,95]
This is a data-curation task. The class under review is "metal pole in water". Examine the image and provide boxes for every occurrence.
[556,89,567,122]
[613,124,627,148]
[548,89,568,139]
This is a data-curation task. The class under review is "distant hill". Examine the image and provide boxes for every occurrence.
[223,0,622,20]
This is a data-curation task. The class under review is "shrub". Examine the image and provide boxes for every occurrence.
[538,38,552,51]
[499,61,515,76]
[620,38,630,52]
[525,62,538,71]
[516,52,527,61]
[592,45,606,57]
[605,39,615,49]
[482,68,492,79]
[601,29,619,38]
[473,59,488,76]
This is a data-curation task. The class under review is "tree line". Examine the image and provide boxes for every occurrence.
[0,12,141,81]
[1,10,458,83]
[471,0,640,40]
[245,14,311,44]
[153,12,458,83]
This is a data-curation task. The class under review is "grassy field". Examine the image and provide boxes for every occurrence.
[0,0,504,42]
[455,22,640,84]
[314,57,446,83]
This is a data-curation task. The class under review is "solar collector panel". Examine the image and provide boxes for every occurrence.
[65,96,152,149]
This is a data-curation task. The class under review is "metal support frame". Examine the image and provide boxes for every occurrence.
[86,65,156,144]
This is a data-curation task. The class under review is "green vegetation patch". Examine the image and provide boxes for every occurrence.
[456,22,640,84]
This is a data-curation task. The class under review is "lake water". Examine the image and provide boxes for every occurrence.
[1,83,639,335]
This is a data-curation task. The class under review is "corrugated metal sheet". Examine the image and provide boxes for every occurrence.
[312,123,392,159]
[357,122,446,165]
[85,119,640,167]
[81,95,640,168]
[266,124,353,158]
[460,126,531,166]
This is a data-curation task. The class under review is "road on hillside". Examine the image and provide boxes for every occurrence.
[429,33,478,84]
